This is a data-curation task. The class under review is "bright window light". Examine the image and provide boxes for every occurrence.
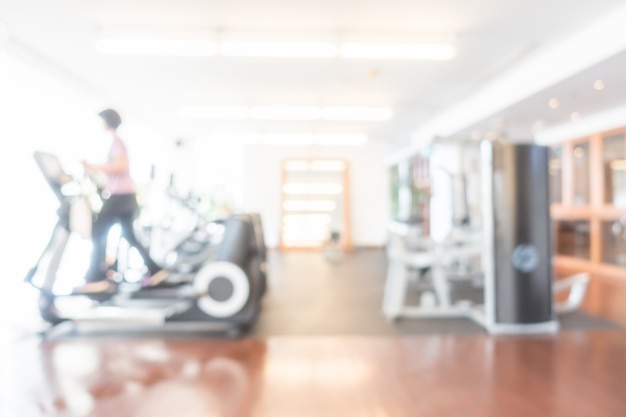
[284,160,346,171]
[177,106,249,120]
[322,107,393,121]
[314,133,368,146]
[283,200,337,212]
[219,41,337,58]
[283,240,324,247]
[283,183,343,195]
[283,214,332,225]
[310,161,346,171]
[284,160,310,171]
[251,107,322,120]
[340,42,456,60]
[611,160,626,170]
[283,229,328,240]
[95,38,218,56]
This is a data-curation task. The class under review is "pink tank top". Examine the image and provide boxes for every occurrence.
[107,136,135,195]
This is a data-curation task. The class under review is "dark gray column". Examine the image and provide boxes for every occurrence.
[490,142,554,324]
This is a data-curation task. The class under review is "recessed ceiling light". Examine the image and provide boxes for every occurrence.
[548,98,560,109]
[593,80,605,91]
[574,146,585,158]
[571,112,582,122]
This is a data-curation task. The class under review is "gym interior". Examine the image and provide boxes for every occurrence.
[1,1,626,416]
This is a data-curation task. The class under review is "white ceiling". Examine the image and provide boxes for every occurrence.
[2,0,626,145]
[458,49,626,141]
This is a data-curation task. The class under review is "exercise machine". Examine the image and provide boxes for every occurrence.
[383,140,590,334]
[24,151,267,333]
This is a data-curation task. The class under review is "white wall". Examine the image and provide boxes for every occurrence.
[0,44,168,286]
[241,142,390,248]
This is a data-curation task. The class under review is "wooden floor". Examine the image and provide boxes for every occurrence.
[2,331,626,417]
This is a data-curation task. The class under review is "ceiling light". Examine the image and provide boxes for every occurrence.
[251,107,321,120]
[261,133,315,145]
[340,42,455,60]
[574,146,585,158]
[314,133,368,146]
[548,98,560,109]
[571,112,582,122]
[204,132,262,143]
[177,106,249,120]
[322,107,393,121]
[594,80,605,91]
[95,38,217,56]
[219,41,337,58]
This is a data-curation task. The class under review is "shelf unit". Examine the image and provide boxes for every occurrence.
[550,127,626,324]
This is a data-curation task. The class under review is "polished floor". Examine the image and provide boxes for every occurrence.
[2,331,626,416]
[251,250,616,336]
[2,251,626,416]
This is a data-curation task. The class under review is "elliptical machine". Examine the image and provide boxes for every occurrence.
[24,151,267,333]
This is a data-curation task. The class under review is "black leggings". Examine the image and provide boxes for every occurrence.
[85,193,159,282]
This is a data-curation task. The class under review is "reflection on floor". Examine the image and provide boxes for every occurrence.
[252,250,617,336]
[2,332,626,417]
[2,250,626,416]
[0,250,619,341]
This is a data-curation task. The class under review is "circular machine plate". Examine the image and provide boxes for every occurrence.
[194,262,250,318]
[511,244,540,273]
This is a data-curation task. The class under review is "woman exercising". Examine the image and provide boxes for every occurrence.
[80,109,164,292]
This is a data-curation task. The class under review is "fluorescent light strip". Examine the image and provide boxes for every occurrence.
[340,42,456,60]
[96,37,455,60]
[178,106,392,121]
[251,106,322,120]
[228,133,368,146]
[177,106,249,120]
[314,133,367,146]
[262,133,314,145]
[96,38,217,56]
[220,41,337,58]
[323,107,393,121]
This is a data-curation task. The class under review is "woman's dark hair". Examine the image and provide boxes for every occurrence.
[98,109,122,129]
